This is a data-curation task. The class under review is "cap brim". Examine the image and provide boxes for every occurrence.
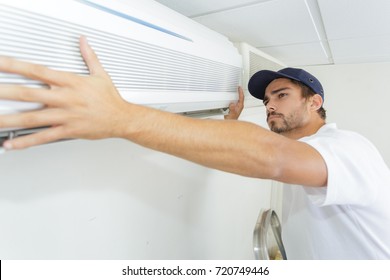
[248,70,299,100]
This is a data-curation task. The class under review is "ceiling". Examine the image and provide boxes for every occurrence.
[155,0,390,66]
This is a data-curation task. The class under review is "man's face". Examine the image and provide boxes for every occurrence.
[263,78,310,134]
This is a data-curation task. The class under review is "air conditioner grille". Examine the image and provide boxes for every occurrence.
[0,4,240,93]
[249,51,282,77]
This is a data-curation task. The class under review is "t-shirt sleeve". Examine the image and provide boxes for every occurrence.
[300,131,384,207]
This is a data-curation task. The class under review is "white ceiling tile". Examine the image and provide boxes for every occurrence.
[329,35,390,64]
[155,0,390,66]
[192,0,320,47]
[260,42,331,66]
[318,0,390,39]
[154,0,271,17]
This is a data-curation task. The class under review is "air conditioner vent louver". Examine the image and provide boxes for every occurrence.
[249,51,282,78]
[235,42,286,108]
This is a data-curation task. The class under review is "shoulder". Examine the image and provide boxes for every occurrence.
[300,124,390,205]
[302,123,389,185]
[300,123,377,152]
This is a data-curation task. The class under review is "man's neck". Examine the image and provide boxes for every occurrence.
[281,119,326,140]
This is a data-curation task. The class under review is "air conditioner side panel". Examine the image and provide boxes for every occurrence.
[236,42,286,108]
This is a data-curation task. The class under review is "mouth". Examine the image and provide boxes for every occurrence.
[267,113,283,121]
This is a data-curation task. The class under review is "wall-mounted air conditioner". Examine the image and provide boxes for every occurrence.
[0,0,242,137]
[236,42,286,108]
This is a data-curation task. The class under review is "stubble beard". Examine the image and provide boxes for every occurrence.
[269,117,292,134]
[268,112,302,134]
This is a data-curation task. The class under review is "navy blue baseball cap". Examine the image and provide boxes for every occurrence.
[248,67,324,101]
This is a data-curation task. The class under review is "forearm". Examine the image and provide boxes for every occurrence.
[117,103,281,179]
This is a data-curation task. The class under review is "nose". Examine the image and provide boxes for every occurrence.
[265,101,277,114]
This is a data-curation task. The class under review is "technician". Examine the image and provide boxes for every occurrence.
[0,37,389,259]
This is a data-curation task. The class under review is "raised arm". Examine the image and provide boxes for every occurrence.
[0,37,327,187]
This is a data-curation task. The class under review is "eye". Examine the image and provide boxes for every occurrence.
[278,93,287,99]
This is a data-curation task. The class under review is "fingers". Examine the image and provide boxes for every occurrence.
[0,36,113,151]
[235,86,245,114]
[2,126,67,150]
[224,87,245,120]
[0,36,105,87]
[0,85,66,107]
[79,36,107,76]
[0,56,75,86]
[0,109,66,130]
[238,86,245,106]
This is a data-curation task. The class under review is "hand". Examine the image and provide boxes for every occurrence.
[0,36,128,150]
[224,86,244,120]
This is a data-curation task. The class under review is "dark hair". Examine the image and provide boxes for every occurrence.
[290,79,327,120]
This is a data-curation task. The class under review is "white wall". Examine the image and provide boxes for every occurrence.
[306,62,390,166]
[0,106,274,259]
[2,61,387,260]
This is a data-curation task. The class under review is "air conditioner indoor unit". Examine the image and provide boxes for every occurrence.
[0,0,242,137]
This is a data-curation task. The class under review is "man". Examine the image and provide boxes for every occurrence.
[249,68,390,259]
[0,37,390,259]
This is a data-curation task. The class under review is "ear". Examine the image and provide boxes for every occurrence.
[310,94,323,111]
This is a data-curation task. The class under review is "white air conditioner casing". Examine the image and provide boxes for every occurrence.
[0,0,242,136]
[236,42,286,108]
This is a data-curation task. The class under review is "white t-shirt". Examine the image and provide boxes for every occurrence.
[282,123,390,259]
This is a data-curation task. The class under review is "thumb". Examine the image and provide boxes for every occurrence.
[79,36,107,76]
[238,86,245,106]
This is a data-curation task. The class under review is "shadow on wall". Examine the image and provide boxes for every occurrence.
[0,138,209,219]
